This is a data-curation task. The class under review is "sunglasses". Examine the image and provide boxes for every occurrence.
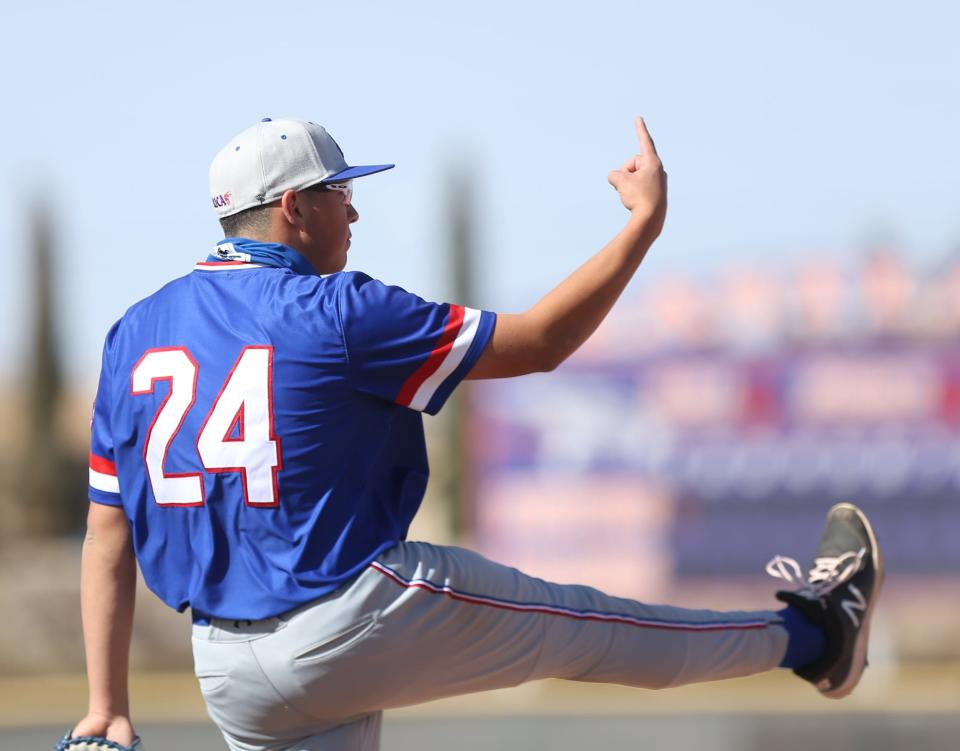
[305,180,353,205]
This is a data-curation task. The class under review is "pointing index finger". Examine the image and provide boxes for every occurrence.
[634,116,657,156]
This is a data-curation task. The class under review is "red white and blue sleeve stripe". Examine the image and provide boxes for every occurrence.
[395,305,489,413]
[89,323,124,506]
[338,272,496,415]
[89,452,123,505]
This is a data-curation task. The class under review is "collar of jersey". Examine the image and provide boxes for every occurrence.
[202,237,318,277]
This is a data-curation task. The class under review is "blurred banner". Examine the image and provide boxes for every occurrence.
[471,255,960,599]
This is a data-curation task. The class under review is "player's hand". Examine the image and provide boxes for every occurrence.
[70,711,137,747]
[607,117,667,233]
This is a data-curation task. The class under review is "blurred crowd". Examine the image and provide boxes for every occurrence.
[580,248,960,357]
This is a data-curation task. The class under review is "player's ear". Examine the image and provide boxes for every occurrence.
[279,189,305,229]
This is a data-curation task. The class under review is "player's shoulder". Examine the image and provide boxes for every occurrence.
[336,269,425,305]
[336,269,379,292]
[103,270,190,326]
[113,271,204,327]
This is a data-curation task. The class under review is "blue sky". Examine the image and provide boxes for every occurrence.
[1,1,957,379]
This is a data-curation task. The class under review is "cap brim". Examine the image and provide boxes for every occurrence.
[323,164,395,182]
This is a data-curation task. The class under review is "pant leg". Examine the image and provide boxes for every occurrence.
[257,541,789,720]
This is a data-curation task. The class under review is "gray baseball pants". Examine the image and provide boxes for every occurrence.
[192,541,788,751]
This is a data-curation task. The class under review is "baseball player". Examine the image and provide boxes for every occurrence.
[66,117,881,751]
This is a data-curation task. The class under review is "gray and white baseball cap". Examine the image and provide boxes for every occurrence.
[209,117,394,218]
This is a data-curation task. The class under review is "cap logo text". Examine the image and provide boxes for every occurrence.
[212,192,232,209]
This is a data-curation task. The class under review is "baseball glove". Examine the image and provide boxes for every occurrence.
[54,732,143,750]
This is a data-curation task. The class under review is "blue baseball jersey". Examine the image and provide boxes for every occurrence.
[88,238,496,620]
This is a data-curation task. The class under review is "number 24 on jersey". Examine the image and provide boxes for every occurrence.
[131,346,282,507]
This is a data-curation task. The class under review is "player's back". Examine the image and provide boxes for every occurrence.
[91,261,430,620]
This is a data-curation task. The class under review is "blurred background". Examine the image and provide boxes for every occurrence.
[1,1,957,749]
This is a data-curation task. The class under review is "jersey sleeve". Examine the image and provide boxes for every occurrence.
[89,323,123,506]
[337,272,496,415]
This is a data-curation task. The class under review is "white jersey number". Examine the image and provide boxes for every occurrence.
[131,346,281,507]
[197,347,281,507]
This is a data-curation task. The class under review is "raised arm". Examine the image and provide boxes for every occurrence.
[467,117,667,379]
[70,501,138,746]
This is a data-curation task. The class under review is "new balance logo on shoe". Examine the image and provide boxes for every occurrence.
[841,583,867,627]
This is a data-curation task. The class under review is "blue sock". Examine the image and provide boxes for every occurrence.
[777,606,827,669]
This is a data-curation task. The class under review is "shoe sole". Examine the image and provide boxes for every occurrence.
[821,502,884,699]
